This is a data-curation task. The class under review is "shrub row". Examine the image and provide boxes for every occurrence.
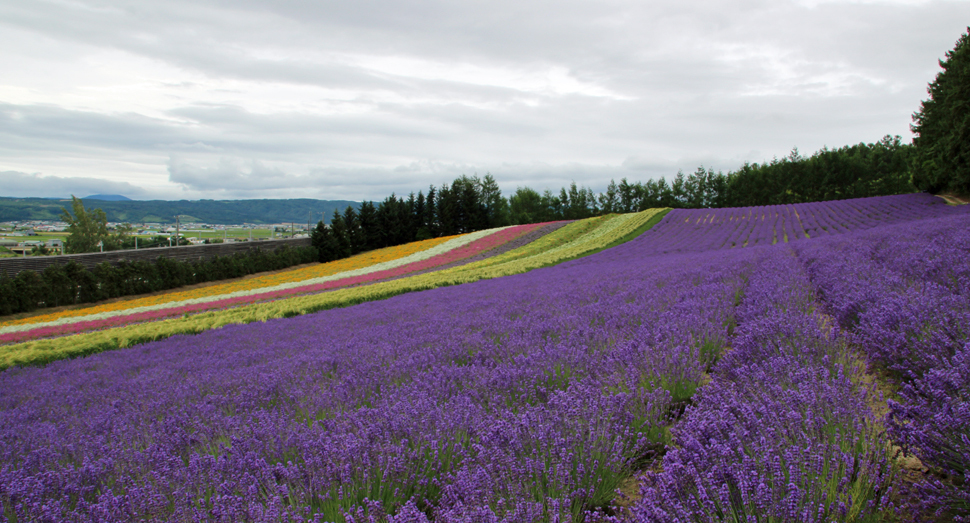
[0,245,318,316]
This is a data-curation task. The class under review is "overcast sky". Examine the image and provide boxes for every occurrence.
[0,0,967,201]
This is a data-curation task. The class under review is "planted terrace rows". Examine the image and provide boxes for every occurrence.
[3,195,967,521]
[633,192,959,255]
[0,209,664,367]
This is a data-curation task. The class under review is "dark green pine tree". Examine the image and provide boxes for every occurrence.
[912,28,970,195]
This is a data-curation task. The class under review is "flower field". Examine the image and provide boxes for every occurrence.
[0,211,660,367]
[1,194,968,522]
[635,192,959,254]
[0,232,474,331]
[0,225,549,344]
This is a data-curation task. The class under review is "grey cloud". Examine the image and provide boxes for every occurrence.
[0,171,153,199]
[2,1,969,201]
[167,157,292,192]
[0,103,195,153]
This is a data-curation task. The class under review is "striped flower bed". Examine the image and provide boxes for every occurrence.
[0,211,666,368]
[0,224,541,344]
[0,234,461,329]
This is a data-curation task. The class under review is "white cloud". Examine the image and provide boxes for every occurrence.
[0,0,967,201]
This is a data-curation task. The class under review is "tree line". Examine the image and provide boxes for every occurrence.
[312,174,510,262]
[313,136,918,262]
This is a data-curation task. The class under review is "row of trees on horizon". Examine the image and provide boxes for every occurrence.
[312,135,921,262]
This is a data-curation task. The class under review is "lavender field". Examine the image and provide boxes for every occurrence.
[1,193,969,522]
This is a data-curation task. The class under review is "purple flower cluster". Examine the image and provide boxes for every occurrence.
[0,238,744,521]
[794,208,970,520]
[1,193,965,522]
[634,192,958,255]
[632,247,895,522]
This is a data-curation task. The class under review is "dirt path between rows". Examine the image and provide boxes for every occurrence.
[937,193,969,205]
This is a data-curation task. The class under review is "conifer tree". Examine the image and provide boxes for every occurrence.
[912,28,970,195]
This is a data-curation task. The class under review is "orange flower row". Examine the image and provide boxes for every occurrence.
[0,234,458,328]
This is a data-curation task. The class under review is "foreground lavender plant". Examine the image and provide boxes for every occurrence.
[633,248,896,522]
[888,342,970,521]
[794,208,970,519]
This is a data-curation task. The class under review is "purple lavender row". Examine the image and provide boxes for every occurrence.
[0,232,748,521]
[631,193,957,256]
[631,246,895,522]
[1,194,962,522]
[795,210,970,520]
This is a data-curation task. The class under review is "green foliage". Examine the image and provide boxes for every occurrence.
[311,174,512,263]
[12,270,44,313]
[480,173,510,227]
[0,272,16,316]
[29,244,52,256]
[723,137,916,206]
[119,235,190,249]
[596,137,915,211]
[912,27,970,195]
[60,196,132,254]
[509,186,551,225]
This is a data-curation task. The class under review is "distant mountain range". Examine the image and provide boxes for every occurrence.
[84,194,133,201]
[0,197,360,225]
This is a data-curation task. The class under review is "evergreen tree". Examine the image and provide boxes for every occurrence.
[343,206,363,254]
[404,193,419,241]
[479,173,510,227]
[311,221,339,262]
[545,189,563,219]
[618,178,636,213]
[414,191,432,240]
[425,186,438,237]
[358,201,380,252]
[912,28,970,195]
[599,179,619,214]
[328,209,352,259]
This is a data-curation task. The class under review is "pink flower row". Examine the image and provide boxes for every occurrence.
[1,223,544,344]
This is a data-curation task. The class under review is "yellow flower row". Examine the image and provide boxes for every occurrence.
[439,208,665,280]
[0,210,667,370]
[0,234,459,328]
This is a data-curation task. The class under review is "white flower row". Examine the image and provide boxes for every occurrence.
[1,226,512,334]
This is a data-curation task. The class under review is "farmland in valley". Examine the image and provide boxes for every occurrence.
[1,193,969,521]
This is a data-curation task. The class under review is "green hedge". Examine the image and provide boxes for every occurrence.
[0,245,318,316]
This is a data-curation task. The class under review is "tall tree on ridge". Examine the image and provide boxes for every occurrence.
[911,27,970,195]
